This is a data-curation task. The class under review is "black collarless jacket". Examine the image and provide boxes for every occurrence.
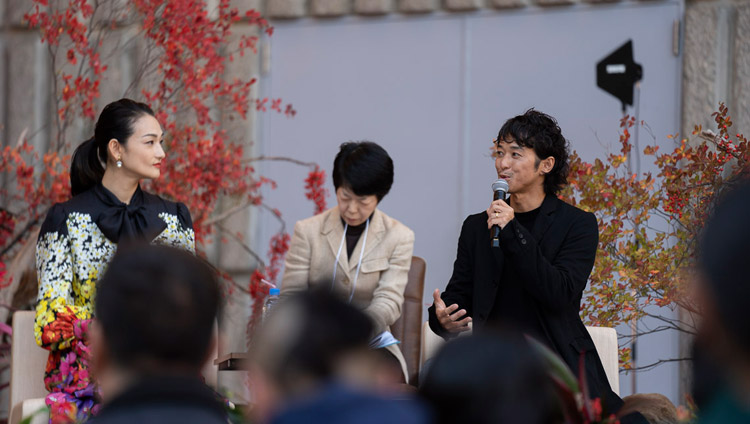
[428,195,621,405]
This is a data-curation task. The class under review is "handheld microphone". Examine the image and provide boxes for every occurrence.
[491,179,508,248]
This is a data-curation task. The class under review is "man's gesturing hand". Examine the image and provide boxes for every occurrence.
[432,289,472,333]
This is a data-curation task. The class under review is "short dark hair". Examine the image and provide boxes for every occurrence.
[95,245,220,373]
[252,289,373,394]
[419,333,562,424]
[70,98,155,196]
[497,109,570,196]
[332,141,394,201]
[698,179,750,354]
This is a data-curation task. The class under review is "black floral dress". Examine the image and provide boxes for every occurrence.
[34,183,194,423]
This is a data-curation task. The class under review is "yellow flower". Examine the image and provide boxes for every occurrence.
[44,309,55,324]
[33,327,42,345]
[76,308,91,320]
[37,300,48,314]
[50,297,66,310]
[58,282,72,297]
[79,282,94,301]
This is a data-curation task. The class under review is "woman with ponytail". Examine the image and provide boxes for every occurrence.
[34,99,195,423]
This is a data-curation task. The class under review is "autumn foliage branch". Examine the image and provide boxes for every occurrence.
[0,0,327,344]
[562,103,750,369]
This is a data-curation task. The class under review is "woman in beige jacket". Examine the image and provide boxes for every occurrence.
[281,141,414,383]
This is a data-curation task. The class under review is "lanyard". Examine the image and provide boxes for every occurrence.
[331,218,370,303]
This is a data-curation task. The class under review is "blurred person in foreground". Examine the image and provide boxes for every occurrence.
[694,180,750,423]
[428,109,645,423]
[419,332,563,424]
[87,245,225,424]
[248,289,431,424]
[281,141,414,383]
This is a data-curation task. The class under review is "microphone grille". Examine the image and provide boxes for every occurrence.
[492,179,509,192]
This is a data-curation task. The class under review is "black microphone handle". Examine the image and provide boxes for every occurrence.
[491,224,501,241]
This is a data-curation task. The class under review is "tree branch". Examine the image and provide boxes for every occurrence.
[220,274,252,295]
[215,222,266,270]
[257,203,287,234]
[203,199,253,226]
[617,325,675,340]
[244,156,318,168]
[623,357,692,373]
[642,311,697,335]
[0,215,42,258]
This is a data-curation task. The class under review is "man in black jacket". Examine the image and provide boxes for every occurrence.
[428,109,644,422]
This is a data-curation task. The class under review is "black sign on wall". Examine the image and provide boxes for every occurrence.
[596,40,643,112]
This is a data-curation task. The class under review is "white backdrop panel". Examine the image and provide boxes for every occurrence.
[260,0,682,403]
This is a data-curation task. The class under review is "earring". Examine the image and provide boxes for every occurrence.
[116,158,122,168]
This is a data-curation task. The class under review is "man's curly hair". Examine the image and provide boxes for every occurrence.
[496,109,570,196]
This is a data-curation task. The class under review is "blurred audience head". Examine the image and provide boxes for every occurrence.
[252,288,373,392]
[92,244,220,379]
[419,332,563,424]
[696,179,750,395]
[332,141,394,202]
[619,393,678,424]
[250,289,432,424]
[249,289,379,420]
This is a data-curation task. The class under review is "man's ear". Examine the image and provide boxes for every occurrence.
[540,156,555,175]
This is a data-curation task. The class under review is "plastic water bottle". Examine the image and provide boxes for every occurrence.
[262,287,280,322]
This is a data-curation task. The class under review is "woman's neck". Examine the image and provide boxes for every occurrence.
[101,170,140,204]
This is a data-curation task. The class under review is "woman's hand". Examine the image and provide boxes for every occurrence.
[486,198,514,229]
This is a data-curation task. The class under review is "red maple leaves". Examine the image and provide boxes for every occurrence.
[305,165,329,215]
[3,0,326,344]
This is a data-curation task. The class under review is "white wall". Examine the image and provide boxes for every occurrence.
[258,0,683,403]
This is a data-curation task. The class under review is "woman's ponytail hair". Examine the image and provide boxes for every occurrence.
[70,136,105,197]
[69,98,155,196]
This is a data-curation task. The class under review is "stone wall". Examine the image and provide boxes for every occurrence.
[683,0,750,138]
[262,0,637,17]
[680,0,750,400]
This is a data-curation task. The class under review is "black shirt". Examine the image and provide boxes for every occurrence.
[343,214,374,259]
[487,206,546,339]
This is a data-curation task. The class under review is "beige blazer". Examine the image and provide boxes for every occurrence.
[281,206,415,378]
